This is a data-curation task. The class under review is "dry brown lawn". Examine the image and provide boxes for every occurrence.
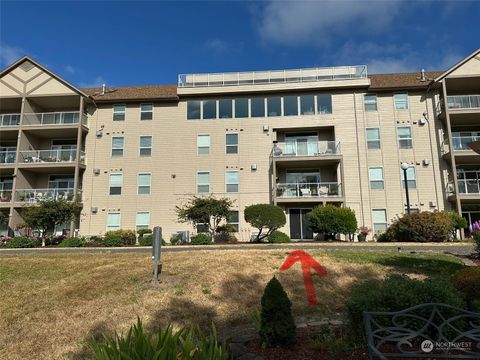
[0,250,463,359]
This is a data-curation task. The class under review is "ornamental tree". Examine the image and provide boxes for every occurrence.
[244,204,286,242]
[307,205,357,239]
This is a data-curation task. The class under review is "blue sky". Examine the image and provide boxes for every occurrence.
[1,1,479,88]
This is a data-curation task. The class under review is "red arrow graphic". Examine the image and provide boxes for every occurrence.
[280,250,327,306]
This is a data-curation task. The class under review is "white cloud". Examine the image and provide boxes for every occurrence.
[205,39,229,53]
[0,43,25,66]
[79,76,106,88]
[64,65,76,74]
[256,1,402,46]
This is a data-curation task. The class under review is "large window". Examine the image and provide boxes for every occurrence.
[366,128,381,149]
[401,166,416,189]
[364,94,377,112]
[197,171,210,193]
[397,127,413,149]
[136,212,150,230]
[394,93,409,110]
[267,97,281,117]
[225,171,239,193]
[197,134,210,155]
[300,95,315,115]
[113,104,125,121]
[219,99,232,119]
[107,212,121,231]
[109,174,123,195]
[251,97,265,117]
[226,133,238,154]
[372,209,387,234]
[235,98,248,118]
[187,101,201,120]
[228,210,239,231]
[111,136,124,157]
[203,100,217,119]
[139,136,152,156]
[137,173,151,195]
[369,167,384,190]
[284,95,298,116]
[317,94,332,114]
[140,103,153,120]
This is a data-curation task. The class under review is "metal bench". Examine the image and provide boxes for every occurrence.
[363,303,480,359]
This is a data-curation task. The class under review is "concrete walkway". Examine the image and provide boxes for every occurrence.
[0,242,474,255]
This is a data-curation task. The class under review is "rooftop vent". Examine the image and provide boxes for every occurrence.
[19,60,35,72]
[420,69,426,82]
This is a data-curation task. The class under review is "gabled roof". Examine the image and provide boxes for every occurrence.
[82,85,178,102]
[368,72,442,91]
[0,56,89,97]
[434,48,480,82]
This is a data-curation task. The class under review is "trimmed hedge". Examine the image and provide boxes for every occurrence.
[5,236,38,248]
[103,229,136,246]
[139,234,166,246]
[191,233,212,245]
[59,237,85,247]
[267,231,291,243]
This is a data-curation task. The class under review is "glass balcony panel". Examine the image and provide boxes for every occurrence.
[15,188,80,203]
[273,141,341,157]
[0,190,12,202]
[447,95,480,110]
[0,151,16,164]
[451,135,480,150]
[0,114,21,127]
[276,182,342,198]
[19,149,78,163]
[22,112,80,126]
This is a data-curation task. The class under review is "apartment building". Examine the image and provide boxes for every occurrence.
[0,49,479,240]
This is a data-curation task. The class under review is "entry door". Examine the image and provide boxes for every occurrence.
[289,209,313,240]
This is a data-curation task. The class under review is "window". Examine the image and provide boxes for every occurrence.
[140,103,153,120]
[197,134,210,155]
[196,223,209,233]
[394,93,409,110]
[137,173,151,195]
[251,97,265,117]
[228,210,239,231]
[197,171,210,193]
[317,94,332,114]
[111,136,124,157]
[284,95,298,116]
[225,171,239,193]
[372,209,387,234]
[401,166,417,189]
[107,212,121,231]
[366,128,381,149]
[203,100,216,119]
[219,99,232,119]
[364,94,377,112]
[369,167,384,190]
[235,98,249,118]
[139,136,152,156]
[187,100,201,120]
[226,133,238,154]
[300,95,315,115]
[136,211,150,230]
[397,127,413,149]
[267,97,281,117]
[109,174,123,195]
[113,104,125,121]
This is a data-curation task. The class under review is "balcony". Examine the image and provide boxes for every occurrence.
[0,151,16,165]
[272,141,341,158]
[451,135,480,151]
[447,95,480,110]
[0,114,20,127]
[22,111,81,126]
[18,149,85,165]
[0,190,12,203]
[458,179,480,195]
[15,188,79,203]
[276,182,342,202]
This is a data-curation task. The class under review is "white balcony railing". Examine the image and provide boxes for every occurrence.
[273,141,341,157]
[0,190,12,202]
[19,149,85,164]
[0,114,20,127]
[22,111,80,126]
[15,188,79,203]
[276,182,342,198]
[451,136,480,151]
[458,179,480,195]
[178,65,368,88]
[0,151,16,164]
[447,95,480,110]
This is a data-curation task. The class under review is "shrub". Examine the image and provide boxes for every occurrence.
[244,204,286,242]
[214,224,238,243]
[375,232,391,242]
[103,229,136,246]
[267,230,291,243]
[307,205,357,238]
[191,233,212,245]
[137,228,152,238]
[100,236,125,247]
[383,211,453,242]
[59,237,85,247]
[5,236,38,248]
[259,276,296,348]
[90,318,227,360]
[474,231,480,257]
[45,235,65,246]
[170,234,182,245]
[452,267,480,311]
[346,274,465,337]
[445,211,468,240]
[139,234,166,246]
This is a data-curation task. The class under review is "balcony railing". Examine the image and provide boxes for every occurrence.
[276,182,342,198]
[15,188,79,203]
[458,179,480,195]
[272,141,341,157]
[447,95,480,110]
[22,111,80,126]
[178,65,367,88]
[0,114,21,127]
[19,149,85,164]
[0,151,16,164]
[0,190,12,202]
[451,136,480,151]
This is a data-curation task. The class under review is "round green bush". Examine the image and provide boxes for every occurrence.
[191,233,212,245]
[137,228,152,237]
[101,236,125,247]
[104,230,136,246]
[59,237,85,247]
[307,205,357,237]
[5,236,38,248]
[267,231,291,243]
[170,234,182,245]
[452,267,480,310]
[214,224,238,243]
[139,234,166,246]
